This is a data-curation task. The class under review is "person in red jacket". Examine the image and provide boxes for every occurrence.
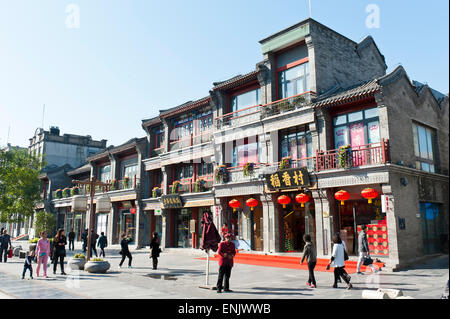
[216,233,236,293]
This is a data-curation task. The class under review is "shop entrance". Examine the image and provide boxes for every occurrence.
[119,210,136,243]
[252,207,263,251]
[74,214,83,241]
[175,208,192,248]
[337,199,384,255]
[420,202,445,255]
[281,203,315,252]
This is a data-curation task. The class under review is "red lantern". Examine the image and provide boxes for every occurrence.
[334,190,350,206]
[295,193,310,207]
[130,208,136,214]
[277,195,291,208]
[229,199,240,212]
[246,198,258,211]
[361,188,378,204]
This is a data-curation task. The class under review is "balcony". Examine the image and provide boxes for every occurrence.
[169,131,213,152]
[214,140,390,184]
[109,176,140,191]
[214,91,316,130]
[169,175,214,194]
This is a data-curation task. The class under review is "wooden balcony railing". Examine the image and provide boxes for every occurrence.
[214,91,316,129]
[214,140,390,184]
[169,175,214,194]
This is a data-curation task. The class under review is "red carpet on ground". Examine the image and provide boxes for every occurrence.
[197,252,384,274]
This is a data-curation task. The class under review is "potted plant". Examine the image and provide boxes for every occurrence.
[54,189,62,199]
[214,165,228,183]
[68,253,87,270]
[338,145,352,168]
[243,162,255,177]
[280,156,291,170]
[110,179,117,191]
[152,187,161,198]
[194,179,206,192]
[171,181,180,194]
[84,257,110,273]
[62,188,70,198]
[123,176,130,189]
[70,187,79,197]
[292,95,306,107]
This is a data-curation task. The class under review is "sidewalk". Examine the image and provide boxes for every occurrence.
[0,240,448,299]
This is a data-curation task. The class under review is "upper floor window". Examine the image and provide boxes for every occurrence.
[333,107,380,149]
[230,88,261,114]
[199,114,213,133]
[120,158,138,180]
[98,165,111,183]
[278,62,310,99]
[232,137,260,167]
[197,162,213,176]
[412,122,436,173]
[280,128,312,161]
[154,127,164,149]
[174,163,194,180]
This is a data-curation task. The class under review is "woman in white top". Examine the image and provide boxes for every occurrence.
[329,233,353,290]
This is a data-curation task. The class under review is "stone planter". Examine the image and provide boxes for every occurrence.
[68,258,86,270]
[84,260,110,273]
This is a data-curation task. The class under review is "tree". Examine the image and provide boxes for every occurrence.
[33,211,56,236]
[0,149,42,223]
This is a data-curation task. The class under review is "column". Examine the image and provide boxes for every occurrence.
[261,194,279,252]
[311,189,334,257]
[381,184,400,268]
[161,166,169,195]
[107,203,119,244]
[135,143,147,248]
[161,209,171,248]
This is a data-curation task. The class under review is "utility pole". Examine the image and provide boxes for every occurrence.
[72,177,109,261]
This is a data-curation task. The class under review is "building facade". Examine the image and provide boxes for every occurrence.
[23,18,447,269]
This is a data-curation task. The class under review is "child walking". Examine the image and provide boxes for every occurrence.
[22,250,35,279]
[301,234,317,288]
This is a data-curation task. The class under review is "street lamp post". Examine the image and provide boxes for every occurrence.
[72,177,110,261]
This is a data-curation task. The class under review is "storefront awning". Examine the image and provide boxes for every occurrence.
[142,202,162,211]
[109,194,137,202]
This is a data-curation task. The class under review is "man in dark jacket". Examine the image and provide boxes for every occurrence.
[97,232,107,257]
[356,225,377,274]
[81,229,88,253]
[216,233,236,293]
[0,229,12,263]
[301,234,317,288]
[68,229,76,251]
[90,230,99,257]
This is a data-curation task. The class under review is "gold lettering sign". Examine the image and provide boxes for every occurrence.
[265,167,310,191]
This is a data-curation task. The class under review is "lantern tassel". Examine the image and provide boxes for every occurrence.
[341,200,344,206]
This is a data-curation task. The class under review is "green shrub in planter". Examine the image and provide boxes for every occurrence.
[74,253,85,259]
[243,163,255,177]
[70,187,80,196]
[62,188,70,198]
[171,181,180,194]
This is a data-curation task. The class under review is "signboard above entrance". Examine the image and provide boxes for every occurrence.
[265,167,311,191]
[161,195,183,208]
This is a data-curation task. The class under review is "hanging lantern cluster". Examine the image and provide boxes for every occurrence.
[334,188,379,205]
[246,198,258,211]
[229,199,240,212]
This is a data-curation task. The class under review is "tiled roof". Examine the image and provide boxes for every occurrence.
[141,115,162,128]
[313,80,380,108]
[159,96,211,118]
[212,70,259,91]
[87,137,146,161]
[67,163,91,176]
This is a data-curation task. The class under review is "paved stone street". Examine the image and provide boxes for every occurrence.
[0,241,448,299]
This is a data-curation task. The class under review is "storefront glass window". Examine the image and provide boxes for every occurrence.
[98,165,111,183]
[232,137,259,167]
[280,128,312,168]
[230,88,261,114]
[412,122,436,173]
[333,107,380,149]
[278,62,310,99]
[176,208,192,248]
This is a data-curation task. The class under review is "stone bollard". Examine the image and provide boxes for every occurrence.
[377,288,403,299]
[362,290,389,299]
[13,246,23,257]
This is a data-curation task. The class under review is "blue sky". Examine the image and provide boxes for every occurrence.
[0,0,448,149]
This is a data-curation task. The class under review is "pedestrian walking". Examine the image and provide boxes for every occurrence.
[0,229,12,263]
[97,232,107,258]
[327,233,352,290]
[216,233,236,293]
[356,225,378,274]
[118,233,132,269]
[81,229,88,253]
[53,229,67,275]
[90,230,99,257]
[35,231,51,278]
[68,229,76,251]
[149,232,161,270]
[300,234,317,288]
[22,250,35,279]
[220,223,229,241]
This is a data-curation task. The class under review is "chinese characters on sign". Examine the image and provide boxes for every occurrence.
[265,167,311,191]
[161,195,183,208]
